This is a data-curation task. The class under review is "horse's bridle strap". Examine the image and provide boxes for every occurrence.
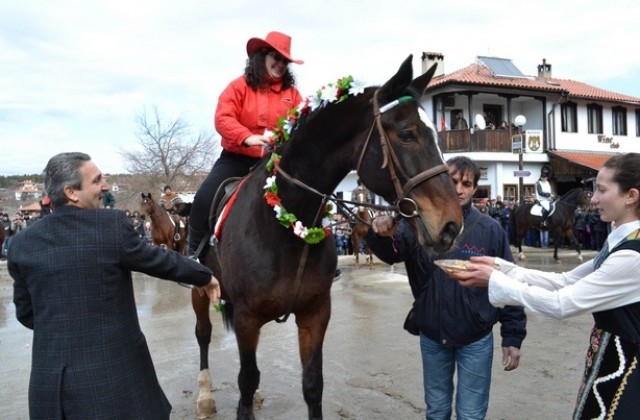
[402,164,449,196]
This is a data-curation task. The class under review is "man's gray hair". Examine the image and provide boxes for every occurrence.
[44,152,91,207]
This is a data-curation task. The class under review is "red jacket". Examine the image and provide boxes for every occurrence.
[215,75,302,158]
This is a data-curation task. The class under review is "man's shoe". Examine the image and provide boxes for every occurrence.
[334,269,342,280]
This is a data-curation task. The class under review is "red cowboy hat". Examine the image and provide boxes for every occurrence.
[246,31,304,65]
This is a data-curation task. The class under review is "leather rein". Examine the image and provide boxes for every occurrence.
[273,89,448,323]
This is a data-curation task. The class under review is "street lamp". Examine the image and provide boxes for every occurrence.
[514,114,527,204]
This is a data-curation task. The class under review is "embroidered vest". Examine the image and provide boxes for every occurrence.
[592,229,640,344]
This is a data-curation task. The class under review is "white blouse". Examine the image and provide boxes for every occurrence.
[489,220,640,319]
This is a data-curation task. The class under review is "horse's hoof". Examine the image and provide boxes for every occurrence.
[253,390,264,410]
[196,369,216,418]
[237,403,255,420]
[518,253,526,261]
[577,255,584,262]
[196,398,216,419]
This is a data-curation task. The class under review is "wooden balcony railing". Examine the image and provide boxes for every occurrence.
[438,129,516,153]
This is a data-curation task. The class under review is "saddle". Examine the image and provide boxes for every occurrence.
[529,201,556,218]
[208,177,243,237]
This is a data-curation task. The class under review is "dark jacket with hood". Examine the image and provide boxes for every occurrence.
[366,202,526,348]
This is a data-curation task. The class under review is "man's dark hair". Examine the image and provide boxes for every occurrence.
[446,156,480,187]
[44,152,91,208]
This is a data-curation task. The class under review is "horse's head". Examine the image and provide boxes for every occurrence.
[357,55,463,251]
[140,193,153,211]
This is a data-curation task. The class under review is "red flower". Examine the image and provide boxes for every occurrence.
[264,192,281,207]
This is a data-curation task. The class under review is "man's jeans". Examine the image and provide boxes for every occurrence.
[420,332,493,420]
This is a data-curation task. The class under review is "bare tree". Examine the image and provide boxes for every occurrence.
[122,106,218,193]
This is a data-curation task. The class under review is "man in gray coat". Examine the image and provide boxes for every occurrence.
[9,152,220,420]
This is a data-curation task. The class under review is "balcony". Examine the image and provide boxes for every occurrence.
[438,129,515,153]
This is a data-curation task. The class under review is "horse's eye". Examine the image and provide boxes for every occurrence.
[398,130,415,143]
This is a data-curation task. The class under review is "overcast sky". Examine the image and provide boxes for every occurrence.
[2,0,639,175]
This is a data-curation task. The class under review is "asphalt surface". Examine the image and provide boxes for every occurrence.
[1,246,597,419]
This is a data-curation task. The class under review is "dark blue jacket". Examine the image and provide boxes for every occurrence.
[367,204,526,348]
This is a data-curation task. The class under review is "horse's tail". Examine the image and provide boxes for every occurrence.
[221,301,234,331]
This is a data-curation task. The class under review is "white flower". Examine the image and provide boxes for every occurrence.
[349,78,366,96]
[321,216,332,228]
[264,175,276,190]
[274,204,283,218]
[283,118,295,134]
[308,94,323,111]
[320,85,339,102]
[293,221,308,238]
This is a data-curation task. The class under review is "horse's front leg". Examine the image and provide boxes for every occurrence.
[235,315,261,420]
[296,297,331,420]
[192,289,215,418]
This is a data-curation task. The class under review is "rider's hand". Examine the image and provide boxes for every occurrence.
[243,134,271,148]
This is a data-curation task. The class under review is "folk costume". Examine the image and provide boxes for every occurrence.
[487,221,640,420]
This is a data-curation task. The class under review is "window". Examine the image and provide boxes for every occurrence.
[503,184,517,202]
[561,102,577,132]
[587,103,603,134]
[612,106,627,136]
[636,109,640,137]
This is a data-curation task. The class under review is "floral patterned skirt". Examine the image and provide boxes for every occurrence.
[573,326,640,419]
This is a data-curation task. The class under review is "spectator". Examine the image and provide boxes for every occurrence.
[453,111,468,130]
[366,156,526,419]
[9,152,221,419]
[573,205,588,249]
[102,190,116,208]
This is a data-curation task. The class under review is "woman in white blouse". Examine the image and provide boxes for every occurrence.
[451,152,640,420]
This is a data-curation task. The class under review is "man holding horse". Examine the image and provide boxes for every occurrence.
[9,152,221,420]
[366,156,526,420]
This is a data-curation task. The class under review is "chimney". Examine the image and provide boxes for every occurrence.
[537,58,552,78]
[421,52,444,77]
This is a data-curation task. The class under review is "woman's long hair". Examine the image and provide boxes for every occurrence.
[244,49,296,92]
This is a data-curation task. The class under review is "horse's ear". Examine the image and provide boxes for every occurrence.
[377,54,414,104]
[410,62,437,97]
[141,193,146,199]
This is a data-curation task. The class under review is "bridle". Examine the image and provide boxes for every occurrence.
[355,89,449,219]
[273,88,449,323]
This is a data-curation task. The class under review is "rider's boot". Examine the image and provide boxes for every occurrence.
[541,209,549,227]
[187,226,208,262]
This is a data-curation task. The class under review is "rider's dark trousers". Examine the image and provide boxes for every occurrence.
[189,150,259,237]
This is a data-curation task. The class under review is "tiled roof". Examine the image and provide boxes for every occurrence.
[428,62,640,104]
[548,150,621,171]
[545,78,640,103]
[428,63,565,93]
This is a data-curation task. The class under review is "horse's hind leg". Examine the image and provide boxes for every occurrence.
[192,289,216,418]
[296,298,331,420]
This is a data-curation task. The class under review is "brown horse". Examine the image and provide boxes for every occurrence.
[350,189,374,269]
[140,193,187,253]
[511,187,591,262]
[192,56,463,419]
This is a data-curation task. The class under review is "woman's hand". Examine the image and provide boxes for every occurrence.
[243,134,271,148]
[448,256,497,288]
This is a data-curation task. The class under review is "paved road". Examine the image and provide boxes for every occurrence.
[1,246,597,419]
